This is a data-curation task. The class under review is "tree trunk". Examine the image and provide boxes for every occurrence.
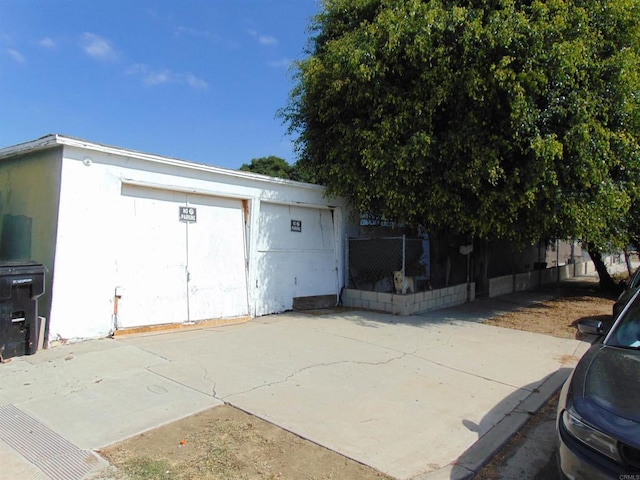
[588,249,622,293]
[624,249,633,276]
[472,238,489,297]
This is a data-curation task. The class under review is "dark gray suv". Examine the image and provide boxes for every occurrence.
[557,289,640,479]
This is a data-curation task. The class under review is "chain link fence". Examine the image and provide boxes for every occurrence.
[346,236,429,294]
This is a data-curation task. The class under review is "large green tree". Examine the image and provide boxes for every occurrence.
[283,0,640,287]
[239,156,316,183]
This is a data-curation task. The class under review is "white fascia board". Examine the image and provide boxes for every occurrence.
[258,198,340,210]
[120,178,253,201]
[0,134,326,192]
[57,136,326,191]
[0,134,61,158]
[121,178,339,210]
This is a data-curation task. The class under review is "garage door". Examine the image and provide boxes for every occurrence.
[255,203,338,316]
[186,193,249,321]
[116,185,249,328]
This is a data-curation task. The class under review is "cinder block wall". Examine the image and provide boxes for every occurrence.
[342,283,473,315]
[488,261,594,298]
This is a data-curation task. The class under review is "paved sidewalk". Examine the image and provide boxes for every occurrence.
[0,283,595,480]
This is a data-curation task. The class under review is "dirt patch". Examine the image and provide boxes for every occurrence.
[97,279,617,480]
[482,280,616,339]
[97,405,391,480]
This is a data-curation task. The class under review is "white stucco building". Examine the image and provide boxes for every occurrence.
[0,135,354,344]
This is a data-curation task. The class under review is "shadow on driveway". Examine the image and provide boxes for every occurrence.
[444,368,572,480]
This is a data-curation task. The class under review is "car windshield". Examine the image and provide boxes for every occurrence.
[608,295,640,349]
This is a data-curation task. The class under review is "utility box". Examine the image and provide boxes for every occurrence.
[0,262,45,360]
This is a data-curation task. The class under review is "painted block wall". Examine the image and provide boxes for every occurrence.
[488,261,594,298]
[342,283,472,315]
[0,148,62,325]
[49,149,122,340]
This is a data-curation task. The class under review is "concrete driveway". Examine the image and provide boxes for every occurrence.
[0,292,591,480]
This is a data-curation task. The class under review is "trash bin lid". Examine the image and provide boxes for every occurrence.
[0,261,46,275]
[0,262,46,299]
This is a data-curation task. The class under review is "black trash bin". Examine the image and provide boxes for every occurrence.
[0,262,45,360]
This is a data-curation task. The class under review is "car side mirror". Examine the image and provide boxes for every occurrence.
[619,280,629,290]
[578,318,605,336]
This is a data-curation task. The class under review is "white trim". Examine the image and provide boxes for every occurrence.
[0,134,61,158]
[0,134,325,191]
[120,178,252,201]
[258,198,338,210]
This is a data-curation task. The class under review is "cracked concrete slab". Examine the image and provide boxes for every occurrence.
[130,320,410,399]
[118,311,586,479]
[0,298,589,480]
[226,349,526,479]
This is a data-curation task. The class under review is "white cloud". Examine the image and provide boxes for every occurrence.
[126,63,167,85]
[126,63,208,89]
[248,29,278,46]
[258,35,278,46]
[184,73,208,89]
[7,49,26,63]
[39,38,56,48]
[145,70,171,86]
[268,58,292,68]
[80,33,117,60]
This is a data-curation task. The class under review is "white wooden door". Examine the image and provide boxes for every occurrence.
[255,203,338,316]
[117,185,188,328]
[116,186,248,328]
[186,194,249,320]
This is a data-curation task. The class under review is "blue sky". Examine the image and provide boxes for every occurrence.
[0,0,320,169]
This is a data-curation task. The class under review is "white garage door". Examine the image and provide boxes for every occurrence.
[116,185,248,328]
[255,203,338,316]
[186,193,249,321]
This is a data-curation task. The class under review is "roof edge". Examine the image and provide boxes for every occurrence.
[0,134,62,158]
[0,134,326,191]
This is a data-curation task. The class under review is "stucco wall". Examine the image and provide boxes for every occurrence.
[0,148,62,326]
[46,144,353,341]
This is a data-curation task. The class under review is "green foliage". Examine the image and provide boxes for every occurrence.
[238,156,316,183]
[282,0,640,249]
[239,156,295,179]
